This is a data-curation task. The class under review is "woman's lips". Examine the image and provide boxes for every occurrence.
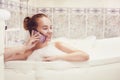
[45,34,52,41]
[46,36,51,41]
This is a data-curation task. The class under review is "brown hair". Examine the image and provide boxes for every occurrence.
[23,13,48,35]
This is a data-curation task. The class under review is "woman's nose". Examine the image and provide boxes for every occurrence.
[48,29,52,34]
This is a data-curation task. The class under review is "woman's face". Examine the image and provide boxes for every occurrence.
[36,17,53,42]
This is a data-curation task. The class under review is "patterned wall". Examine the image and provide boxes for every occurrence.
[1,0,120,44]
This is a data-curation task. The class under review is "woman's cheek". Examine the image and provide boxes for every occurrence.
[42,30,48,34]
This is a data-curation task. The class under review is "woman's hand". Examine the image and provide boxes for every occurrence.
[42,56,59,62]
[24,30,41,50]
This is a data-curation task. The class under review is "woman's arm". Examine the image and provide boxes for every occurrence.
[43,42,89,62]
[55,42,89,62]
[4,48,33,62]
[4,30,40,62]
[4,45,30,62]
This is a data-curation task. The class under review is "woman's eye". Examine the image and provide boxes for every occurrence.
[43,28,48,30]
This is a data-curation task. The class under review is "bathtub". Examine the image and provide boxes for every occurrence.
[0,9,11,80]
[5,37,120,80]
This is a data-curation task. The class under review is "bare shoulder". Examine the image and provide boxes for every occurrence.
[54,41,63,47]
[54,41,80,53]
[54,41,70,49]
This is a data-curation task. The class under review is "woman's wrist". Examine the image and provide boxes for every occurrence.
[23,44,30,52]
[56,55,64,60]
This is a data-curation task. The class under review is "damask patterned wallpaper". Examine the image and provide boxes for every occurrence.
[1,0,120,44]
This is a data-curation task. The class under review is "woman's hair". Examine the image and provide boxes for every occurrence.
[23,13,48,35]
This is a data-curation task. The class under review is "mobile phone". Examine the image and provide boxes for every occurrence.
[33,30,46,43]
[39,32,46,43]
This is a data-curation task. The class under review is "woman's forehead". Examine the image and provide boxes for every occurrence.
[37,17,52,25]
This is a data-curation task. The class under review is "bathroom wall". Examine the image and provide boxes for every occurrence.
[8,0,120,8]
[31,0,120,8]
[1,0,120,46]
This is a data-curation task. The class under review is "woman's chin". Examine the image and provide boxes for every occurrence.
[46,38,51,42]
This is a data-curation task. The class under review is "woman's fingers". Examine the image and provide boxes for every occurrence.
[32,36,40,40]
[31,30,43,39]
[42,56,58,62]
[31,39,39,44]
[29,33,42,44]
[31,30,34,36]
[33,33,44,41]
[42,56,50,61]
[26,38,39,49]
[28,38,39,45]
[33,32,40,37]
[26,30,45,49]
[31,30,40,37]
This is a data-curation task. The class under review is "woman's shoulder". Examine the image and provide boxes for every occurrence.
[53,41,69,49]
[53,41,80,52]
[52,41,63,46]
[49,41,62,48]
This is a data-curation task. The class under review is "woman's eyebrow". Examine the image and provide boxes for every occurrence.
[42,25,48,27]
[42,25,52,28]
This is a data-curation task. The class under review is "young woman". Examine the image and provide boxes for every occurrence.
[4,13,89,62]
